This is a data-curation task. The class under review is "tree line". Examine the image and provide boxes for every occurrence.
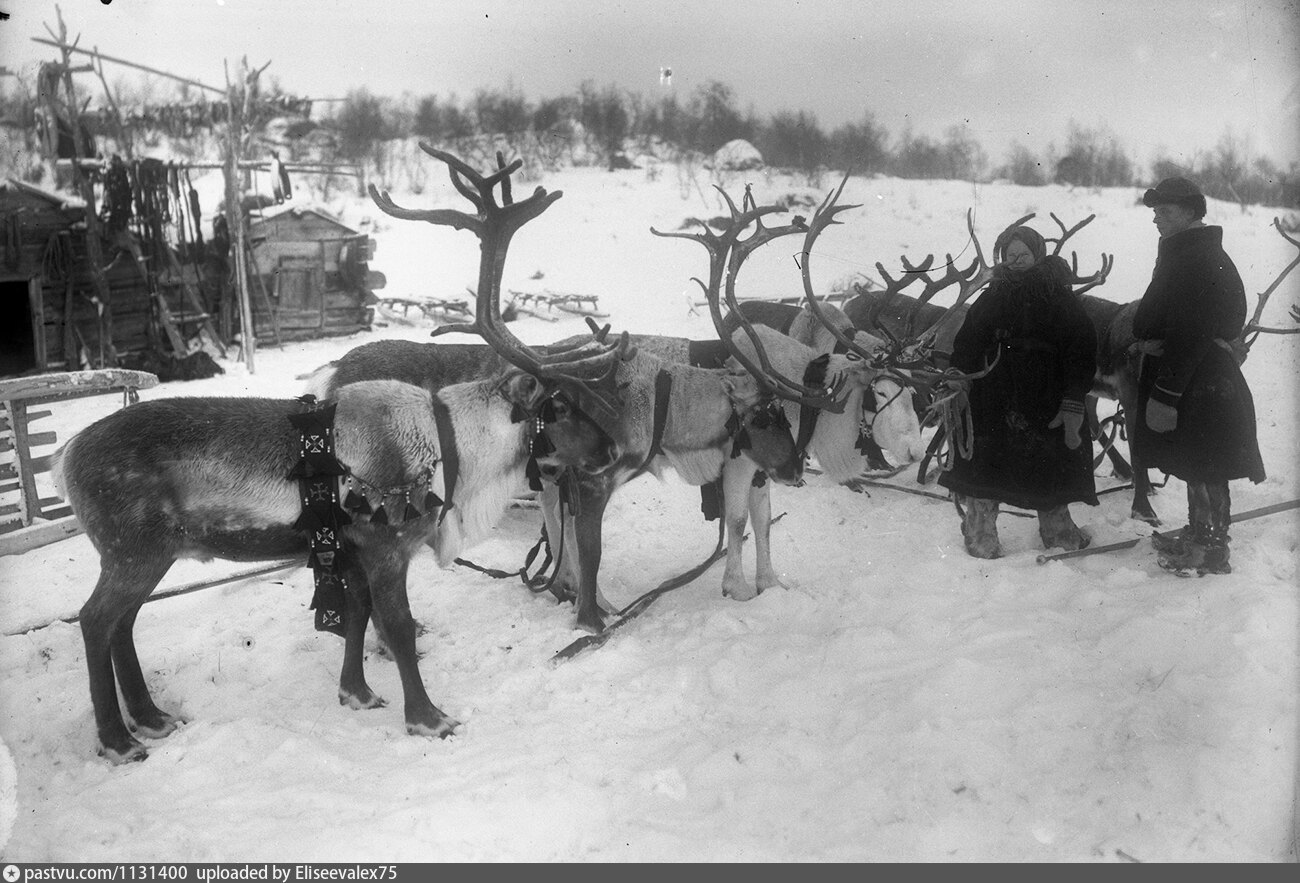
[325,79,1297,208]
[2,75,1295,208]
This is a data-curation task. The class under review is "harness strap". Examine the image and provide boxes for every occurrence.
[796,403,818,458]
[631,369,673,478]
[431,396,459,524]
[288,396,352,637]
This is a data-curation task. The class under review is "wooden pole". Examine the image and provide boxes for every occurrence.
[42,10,117,368]
[224,57,260,373]
[30,36,225,95]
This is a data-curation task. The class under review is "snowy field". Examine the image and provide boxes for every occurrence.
[1,158,1297,862]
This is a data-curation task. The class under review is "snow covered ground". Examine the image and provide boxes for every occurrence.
[1,159,1297,862]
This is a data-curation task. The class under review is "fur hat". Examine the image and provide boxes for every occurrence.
[1142,177,1207,218]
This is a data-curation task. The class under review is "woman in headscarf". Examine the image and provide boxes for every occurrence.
[937,225,1099,558]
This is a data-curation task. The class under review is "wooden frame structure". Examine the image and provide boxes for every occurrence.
[0,368,157,556]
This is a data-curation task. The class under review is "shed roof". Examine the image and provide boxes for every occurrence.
[0,178,87,210]
[247,203,358,235]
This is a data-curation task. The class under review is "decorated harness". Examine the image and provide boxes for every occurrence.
[287,389,563,636]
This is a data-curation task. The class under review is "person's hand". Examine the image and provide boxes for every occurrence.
[1145,398,1178,433]
[1048,403,1084,449]
[1135,339,1165,356]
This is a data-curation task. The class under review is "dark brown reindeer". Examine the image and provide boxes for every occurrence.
[829,210,1113,486]
[54,149,632,763]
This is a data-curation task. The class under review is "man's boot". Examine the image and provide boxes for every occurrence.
[1197,522,1231,575]
[960,496,1002,559]
[1155,526,1207,573]
[1156,523,1231,575]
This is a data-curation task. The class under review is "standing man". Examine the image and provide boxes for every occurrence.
[1132,177,1266,575]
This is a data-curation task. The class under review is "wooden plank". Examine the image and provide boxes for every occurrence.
[0,369,158,403]
[1036,498,1300,564]
[0,515,82,557]
[9,400,38,523]
[17,431,57,449]
[29,452,57,473]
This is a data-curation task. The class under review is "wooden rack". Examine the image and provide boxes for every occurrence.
[0,369,158,556]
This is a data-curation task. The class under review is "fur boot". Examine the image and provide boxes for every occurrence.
[1037,505,1089,551]
[960,496,1002,559]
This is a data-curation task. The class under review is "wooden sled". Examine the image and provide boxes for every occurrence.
[508,290,608,321]
[0,369,159,556]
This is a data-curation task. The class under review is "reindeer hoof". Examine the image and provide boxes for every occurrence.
[130,711,182,739]
[99,740,149,764]
[723,584,758,602]
[339,687,387,710]
[407,716,459,739]
[576,610,606,634]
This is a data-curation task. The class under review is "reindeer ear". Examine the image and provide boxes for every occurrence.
[501,371,548,412]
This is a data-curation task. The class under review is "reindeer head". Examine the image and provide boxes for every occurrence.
[716,370,804,485]
[496,371,621,476]
[370,145,637,476]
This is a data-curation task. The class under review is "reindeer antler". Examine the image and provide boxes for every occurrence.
[1239,216,1300,355]
[368,144,633,382]
[1044,212,1113,295]
[651,184,848,411]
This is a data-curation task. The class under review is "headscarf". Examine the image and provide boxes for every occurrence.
[995,225,1048,265]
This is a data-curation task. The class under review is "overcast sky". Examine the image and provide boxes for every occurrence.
[2,0,1297,172]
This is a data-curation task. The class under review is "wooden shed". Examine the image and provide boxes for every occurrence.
[0,177,173,376]
[246,203,383,342]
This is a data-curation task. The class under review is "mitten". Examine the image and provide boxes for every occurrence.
[1047,399,1084,450]
[1145,397,1178,433]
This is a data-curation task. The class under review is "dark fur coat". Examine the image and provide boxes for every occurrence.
[1131,225,1265,484]
[938,256,1100,510]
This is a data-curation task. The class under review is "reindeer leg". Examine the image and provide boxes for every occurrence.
[538,482,577,603]
[358,546,458,738]
[1118,389,1160,525]
[337,562,386,711]
[720,467,758,601]
[748,481,784,594]
[80,554,172,763]
[572,483,612,633]
[1131,464,1160,525]
[112,602,183,739]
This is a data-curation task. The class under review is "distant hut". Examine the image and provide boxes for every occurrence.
[245,203,383,342]
[0,178,168,376]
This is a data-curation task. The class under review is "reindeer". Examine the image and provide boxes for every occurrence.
[54,148,633,763]
[349,144,855,634]
[727,298,927,470]
[636,177,955,602]
[304,329,810,618]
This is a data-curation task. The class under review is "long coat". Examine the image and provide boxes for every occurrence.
[938,256,1100,511]
[1131,225,1266,484]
